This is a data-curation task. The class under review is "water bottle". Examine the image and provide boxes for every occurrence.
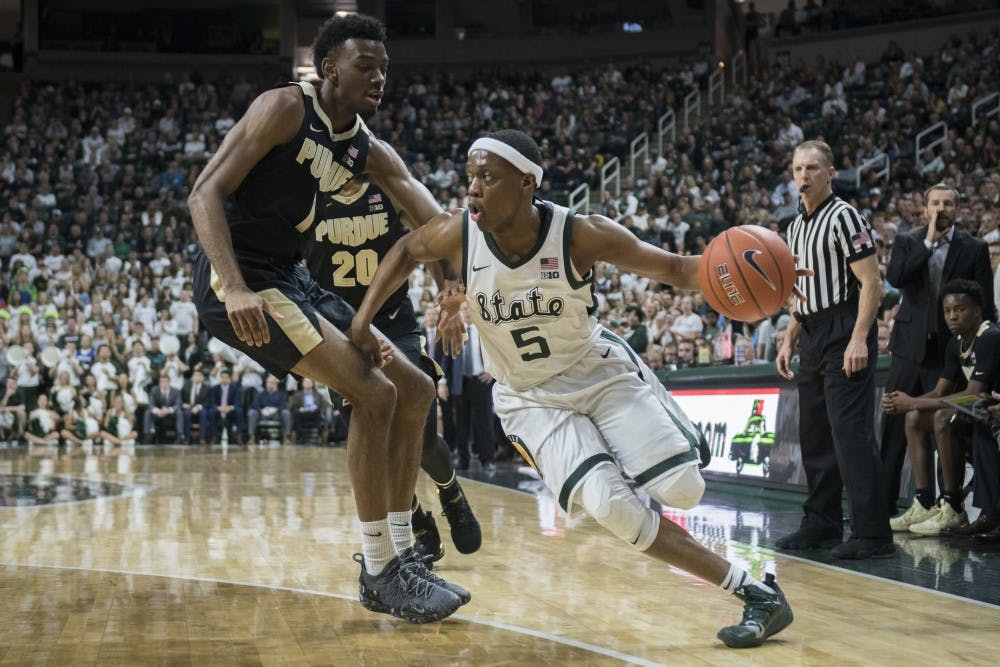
[734,334,746,366]
[697,342,711,366]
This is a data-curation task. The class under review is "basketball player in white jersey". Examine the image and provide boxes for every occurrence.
[349,129,797,648]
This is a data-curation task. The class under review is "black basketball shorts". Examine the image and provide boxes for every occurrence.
[193,251,355,378]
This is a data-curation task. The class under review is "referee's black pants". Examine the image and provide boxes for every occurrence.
[880,346,943,514]
[797,304,891,540]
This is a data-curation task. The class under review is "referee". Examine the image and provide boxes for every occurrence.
[776,140,895,559]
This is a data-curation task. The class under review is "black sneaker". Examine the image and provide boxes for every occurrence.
[412,511,445,565]
[830,537,896,560]
[717,573,794,648]
[399,546,471,605]
[354,553,461,623]
[441,485,482,555]
[775,526,842,550]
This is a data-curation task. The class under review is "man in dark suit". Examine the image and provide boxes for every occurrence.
[453,315,497,472]
[248,374,292,445]
[288,377,333,444]
[181,368,211,444]
[882,183,995,520]
[210,368,243,444]
[144,374,183,443]
[422,305,440,363]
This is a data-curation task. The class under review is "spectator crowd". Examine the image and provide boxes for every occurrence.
[1,23,999,469]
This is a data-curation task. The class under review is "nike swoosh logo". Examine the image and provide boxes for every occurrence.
[742,249,778,291]
[362,532,383,537]
[388,522,410,528]
[472,265,490,272]
[601,348,611,358]
[309,122,324,133]
[387,308,400,320]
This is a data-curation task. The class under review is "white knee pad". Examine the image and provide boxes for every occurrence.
[578,465,660,551]
[644,464,705,510]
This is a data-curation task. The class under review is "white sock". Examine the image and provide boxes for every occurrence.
[388,510,414,554]
[721,564,774,595]
[361,519,394,575]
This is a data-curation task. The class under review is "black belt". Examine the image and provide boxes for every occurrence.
[793,300,857,327]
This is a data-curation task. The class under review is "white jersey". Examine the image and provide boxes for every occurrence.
[463,200,601,391]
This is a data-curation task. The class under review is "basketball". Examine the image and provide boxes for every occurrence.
[699,226,796,322]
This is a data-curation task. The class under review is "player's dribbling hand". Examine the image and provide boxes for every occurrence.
[226,286,284,347]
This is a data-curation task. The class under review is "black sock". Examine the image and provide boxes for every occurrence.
[411,496,431,530]
[437,473,462,505]
[915,488,934,510]
[941,491,963,514]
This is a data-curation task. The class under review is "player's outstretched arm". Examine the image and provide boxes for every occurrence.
[376,147,458,292]
[366,139,460,290]
[366,139,443,231]
[188,88,301,347]
[570,213,702,291]
[350,211,464,364]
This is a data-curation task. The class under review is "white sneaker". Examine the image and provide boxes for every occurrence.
[909,500,968,536]
[890,498,939,531]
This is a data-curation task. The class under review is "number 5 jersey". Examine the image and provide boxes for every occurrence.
[463,200,601,391]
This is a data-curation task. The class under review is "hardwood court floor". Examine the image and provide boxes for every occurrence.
[1,446,997,666]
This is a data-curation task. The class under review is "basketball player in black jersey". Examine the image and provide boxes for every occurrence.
[306,175,482,563]
[882,280,1000,536]
[188,13,467,624]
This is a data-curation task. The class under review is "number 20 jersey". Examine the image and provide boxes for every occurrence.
[463,200,602,391]
[304,180,414,333]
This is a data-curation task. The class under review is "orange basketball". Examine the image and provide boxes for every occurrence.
[699,226,796,322]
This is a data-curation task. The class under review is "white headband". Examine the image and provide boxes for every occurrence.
[468,137,543,186]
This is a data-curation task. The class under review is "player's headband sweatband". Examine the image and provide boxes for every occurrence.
[468,137,543,186]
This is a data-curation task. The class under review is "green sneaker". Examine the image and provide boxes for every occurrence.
[717,573,793,648]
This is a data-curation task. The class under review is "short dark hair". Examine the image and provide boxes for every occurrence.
[312,13,387,77]
[487,129,543,167]
[941,279,984,310]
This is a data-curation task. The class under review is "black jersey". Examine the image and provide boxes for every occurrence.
[305,180,417,336]
[228,81,370,264]
[941,321,1000,391]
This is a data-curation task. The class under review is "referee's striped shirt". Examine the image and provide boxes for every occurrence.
[786,193,876,317]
